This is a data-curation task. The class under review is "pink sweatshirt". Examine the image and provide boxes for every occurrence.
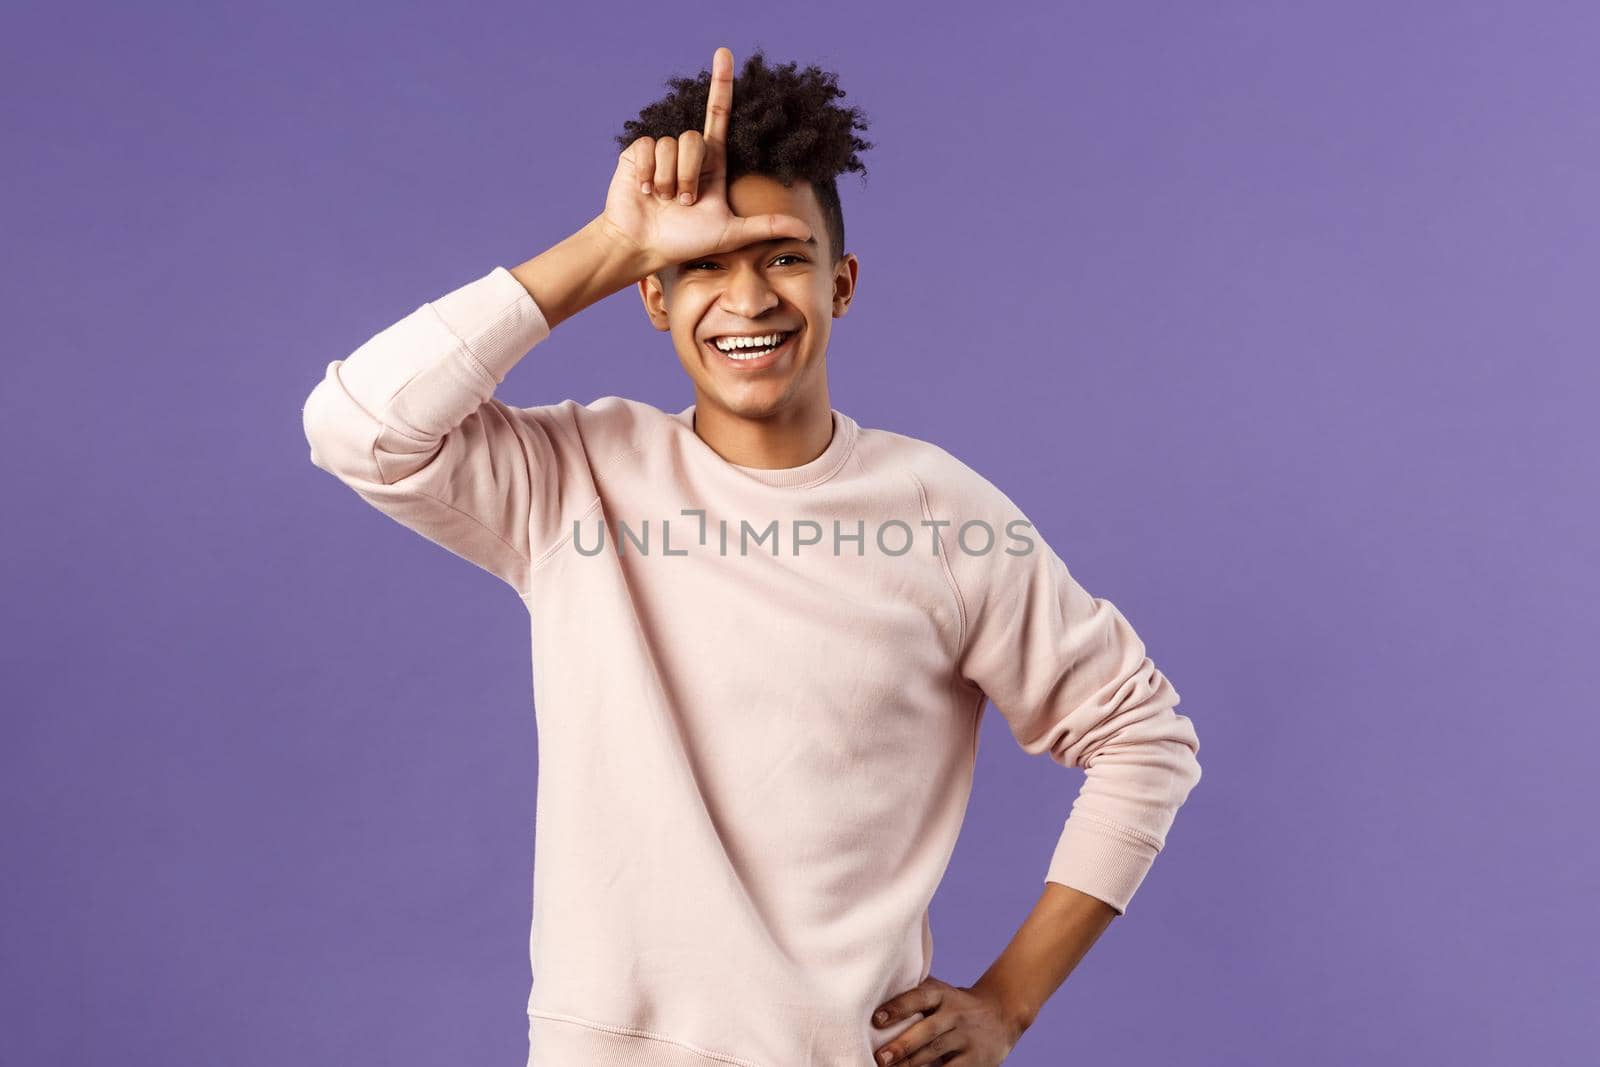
[301,265,1202,1066]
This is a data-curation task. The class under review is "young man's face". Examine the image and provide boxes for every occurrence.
[640,174,859,422]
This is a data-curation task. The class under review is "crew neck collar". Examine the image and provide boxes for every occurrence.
[672,404,858,488]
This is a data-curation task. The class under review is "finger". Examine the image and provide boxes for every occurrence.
[702,47,732,152]
[722,212,815,252]
[676,131,705,205]
[877,1015,960,1067]
[874,984,941,1028]
[629,136,656,195]
[653,135,678,199]
[905,1027,965,1067]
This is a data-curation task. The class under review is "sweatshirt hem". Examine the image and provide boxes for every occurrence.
[526,1009,766,1067]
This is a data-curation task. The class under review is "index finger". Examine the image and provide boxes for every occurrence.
[702,46,733,149]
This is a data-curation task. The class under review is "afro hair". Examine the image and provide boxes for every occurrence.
[614,48,873,265]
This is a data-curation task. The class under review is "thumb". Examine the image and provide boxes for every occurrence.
[720,212,815,251]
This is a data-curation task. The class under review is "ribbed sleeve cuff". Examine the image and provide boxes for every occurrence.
[1043,814,1162,916]
[429,265,552,384]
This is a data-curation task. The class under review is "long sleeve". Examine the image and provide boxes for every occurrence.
[929,467,1203,916]
[301,266,593,596]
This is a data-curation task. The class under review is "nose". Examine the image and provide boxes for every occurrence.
[717,261,780,320]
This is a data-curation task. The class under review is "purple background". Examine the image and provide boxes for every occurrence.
[4,3,1595,1064]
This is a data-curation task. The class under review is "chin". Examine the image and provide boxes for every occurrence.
[711,390,788,420]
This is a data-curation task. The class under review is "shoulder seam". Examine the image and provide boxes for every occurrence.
[907,467,967,656]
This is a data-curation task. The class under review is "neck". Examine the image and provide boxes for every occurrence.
[690,392,835,469]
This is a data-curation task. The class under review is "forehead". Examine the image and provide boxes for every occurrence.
[721,174,827,249]
[729,173,825,217]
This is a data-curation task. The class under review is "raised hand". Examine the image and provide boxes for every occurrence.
[598,46,815,274]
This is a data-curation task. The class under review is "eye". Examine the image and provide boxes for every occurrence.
[683,253,807,271]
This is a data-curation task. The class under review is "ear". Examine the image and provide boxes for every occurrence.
[832,252,860,318]
[638,272,672,330]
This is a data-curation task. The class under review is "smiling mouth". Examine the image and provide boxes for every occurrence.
[702,330,798,367]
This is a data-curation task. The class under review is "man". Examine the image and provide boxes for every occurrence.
[302,46,1201,1067]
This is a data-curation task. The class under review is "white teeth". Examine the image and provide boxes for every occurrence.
[711,331,791,353]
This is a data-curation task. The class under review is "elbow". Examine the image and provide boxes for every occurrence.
[301,368,381,483]
[1078,670,1203,802]
[300,375,342,474]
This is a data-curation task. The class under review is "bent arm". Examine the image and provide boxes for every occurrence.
[299,217,654,592]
